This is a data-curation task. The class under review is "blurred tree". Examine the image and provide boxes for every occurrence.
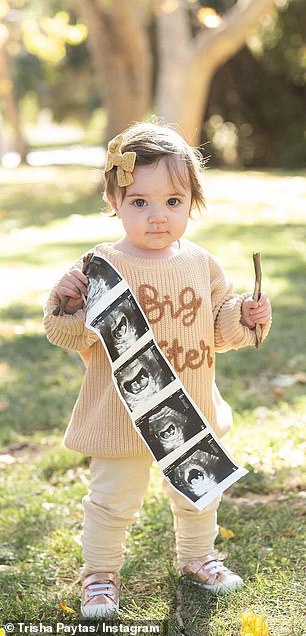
[0,0,87,159]
[0,1,26,159]
[155,0,277,143]
[73,0,277,144]
[248,0,305,85]
[2,0,304,167]
[74,0,152,141]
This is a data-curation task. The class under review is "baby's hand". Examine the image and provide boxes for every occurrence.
[241,291,272,329]
[56,268,88,314]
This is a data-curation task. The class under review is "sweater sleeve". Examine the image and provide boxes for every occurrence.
[43,255,99,352]
[209,254,271,352]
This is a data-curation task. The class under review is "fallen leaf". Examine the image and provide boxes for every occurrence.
[59,603,77,614]
[272,386,284,399]
[219,526,235,539]
[239,611,270,636]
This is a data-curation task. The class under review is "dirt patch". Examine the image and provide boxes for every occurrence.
[224,490,306,507]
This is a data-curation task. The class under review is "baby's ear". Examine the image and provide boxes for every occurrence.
[106,192,119,215]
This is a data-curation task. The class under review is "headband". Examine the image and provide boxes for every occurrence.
[104,133,136,187]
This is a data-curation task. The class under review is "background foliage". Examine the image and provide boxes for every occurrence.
[205,0,306,167]
[1,0,305,168]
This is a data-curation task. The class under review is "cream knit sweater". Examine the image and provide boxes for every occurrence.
[43,239,270,458]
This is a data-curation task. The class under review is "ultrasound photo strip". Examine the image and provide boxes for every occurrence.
[85,254,247,510]
[135,389,208,462]
[113,340,176,414]
[90,290,150,362]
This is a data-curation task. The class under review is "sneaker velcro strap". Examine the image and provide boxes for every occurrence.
[202,561,229,577]
[87,582,116,599]
[88,590,115,598]
[88,583,113,590]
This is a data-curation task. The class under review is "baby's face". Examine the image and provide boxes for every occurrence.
[111,159,192,255]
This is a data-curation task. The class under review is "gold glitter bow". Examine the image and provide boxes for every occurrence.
[105,134,136,187]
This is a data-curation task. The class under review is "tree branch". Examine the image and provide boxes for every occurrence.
[192,0,277,71]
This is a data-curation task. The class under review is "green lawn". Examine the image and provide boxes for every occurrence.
[0,165,305,635]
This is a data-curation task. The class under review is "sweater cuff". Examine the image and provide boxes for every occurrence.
[44,287,87,336]
[44,308,87,334]
[218,293,255,348]
[217,293,272,349]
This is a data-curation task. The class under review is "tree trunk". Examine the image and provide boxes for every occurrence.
[0,37,26,161]
[75,0,152,142]
[162,0,277,144]
[155,0,191,124]
[177,61,215,145]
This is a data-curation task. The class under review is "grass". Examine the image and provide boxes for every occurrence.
[0,165,306,635]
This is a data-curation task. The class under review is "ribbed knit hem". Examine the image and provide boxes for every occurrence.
[218,293,254,348]
[63,406,152,457]
[43,287,98,349]
[217,292,272,350]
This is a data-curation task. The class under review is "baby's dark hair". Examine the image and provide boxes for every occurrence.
[103,122,207,216]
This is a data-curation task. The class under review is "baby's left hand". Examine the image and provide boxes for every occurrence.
[241,291,272,329]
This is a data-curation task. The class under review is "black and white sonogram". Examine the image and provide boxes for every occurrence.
[164,435,238,502]
[136,390,207,460]
[86,256,122,310]
[90,291,149,361]
[114,341,175,412]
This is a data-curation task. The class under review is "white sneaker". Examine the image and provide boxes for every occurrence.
[81,571,119,618]
[181,552,243,594]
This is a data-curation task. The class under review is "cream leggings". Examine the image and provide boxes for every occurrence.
[81,454,220,577]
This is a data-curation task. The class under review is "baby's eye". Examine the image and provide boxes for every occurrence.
[167,198,180,207]
[132,199,147,208]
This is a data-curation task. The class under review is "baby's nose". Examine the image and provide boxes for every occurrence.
[148,207,167,223]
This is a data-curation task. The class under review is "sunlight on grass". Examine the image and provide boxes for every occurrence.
[228,403,306,493]
[0,165,101,186]
[0,213,120,309]
[204,170,306,224]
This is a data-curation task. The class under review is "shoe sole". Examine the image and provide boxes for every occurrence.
[81,602,119,618]
[182,577,243,594]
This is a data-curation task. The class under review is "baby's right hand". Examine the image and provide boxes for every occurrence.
[56,268,88,314]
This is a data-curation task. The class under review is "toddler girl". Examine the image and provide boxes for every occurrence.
[43,122,272,617]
